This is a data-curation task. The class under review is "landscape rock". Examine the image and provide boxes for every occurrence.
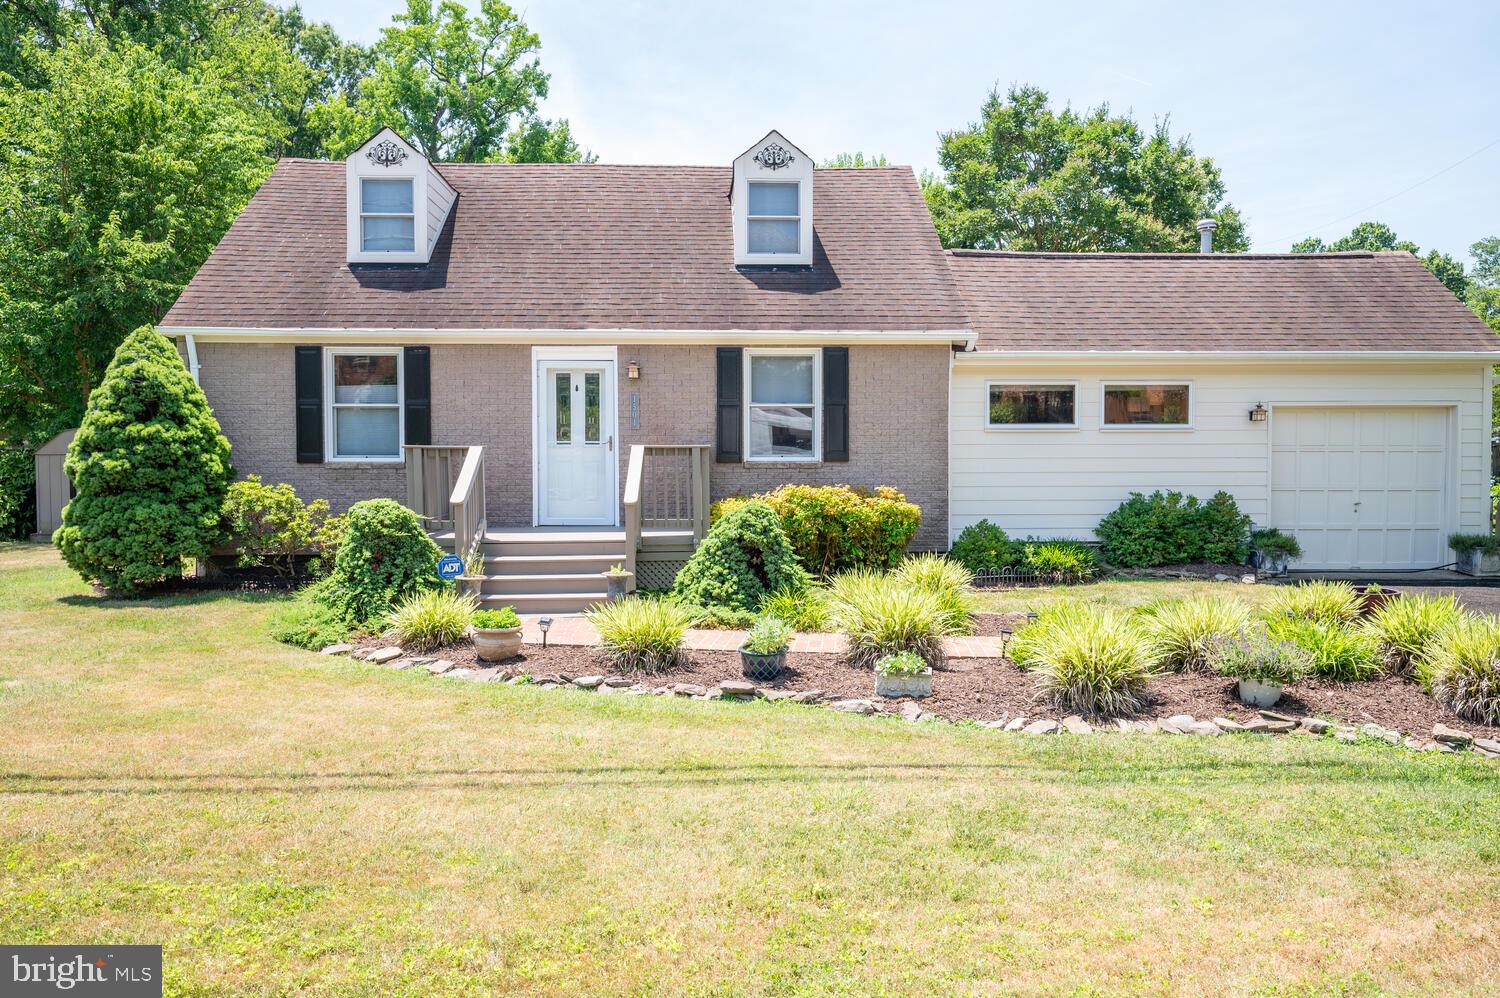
[424,659,455,675]
[1211,717,1244,732]
[532,673,565,686]
[899,702,924,723]
[1004,717,1027,732]
[1135,719,1161,734]
[668,682,706,697]
[468,668,503,682]
[1360,723,1401,744]
[390,659,419,671]
[601,677,633,688]
[625,685,652,695]
[1213,573,1231,582]
[1334,728,1358,744]
[1240,575,1256,585]
[1474,737,1500,756]
[1240,718,1296,734]
[983,718,1010,729]
[366,647,403,664]
[718,680,757,698]
[791,689,826,704]
[572,675,604,689]
[1022,719,1060,735]
[1432,722,1474,747]
[537,681,558,690]
[1160,714,1196,734]
[446,668,475,680]
[1061,715,1093,735]
[829,699,877,715]
[760,689,798,702]
[595,682,621,695]
[1299,717,1333,734]
[1186,720,1223,736]
[1114,719,1136,733]
[319,643,355,656]
[1258,709,1298,723]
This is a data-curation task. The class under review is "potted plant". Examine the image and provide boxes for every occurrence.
[472,606,523,661]
[602,563,633,601]
[1450,533,1500,577]
[1356,583,1401,616]
[1211,631,1311,708]
[1250,528,1302,577]
[874,650,933,699]
[739,615,792,681]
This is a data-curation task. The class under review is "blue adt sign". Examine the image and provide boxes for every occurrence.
[436,554,464,580]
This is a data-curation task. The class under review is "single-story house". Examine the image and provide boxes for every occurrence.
[157,127,1500,608]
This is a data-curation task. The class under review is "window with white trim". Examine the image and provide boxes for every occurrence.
[1102,383,1192,427]
[987,383,1076,427]
[360,178,415,252]
[327,348,403,460]
[746,181,800,255]
[745,350,819,460]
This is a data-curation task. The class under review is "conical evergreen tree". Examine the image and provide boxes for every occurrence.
[55,326,233,593]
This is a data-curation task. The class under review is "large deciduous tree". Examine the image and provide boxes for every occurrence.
[923,84,1247,253]
[1292,222,1470,300]
[1465,236,1500,333]
[313,0,589,164]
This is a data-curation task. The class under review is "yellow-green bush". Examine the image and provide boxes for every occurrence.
[712,484,920,574]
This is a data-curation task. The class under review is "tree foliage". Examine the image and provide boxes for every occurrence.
[54,327,233,593]
[923,84,1247,253]
[1292,222,1470,299]
[1467,236,1500,333]
[823,152,889,168]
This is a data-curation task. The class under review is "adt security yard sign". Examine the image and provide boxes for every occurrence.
[437,554,464,580]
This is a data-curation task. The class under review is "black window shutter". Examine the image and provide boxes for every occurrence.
[403,346,431,445]
[715,347,743,463]
[294,346,323,463]
[823,346,849,462]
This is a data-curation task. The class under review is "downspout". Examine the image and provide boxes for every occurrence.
[184,333,201,384]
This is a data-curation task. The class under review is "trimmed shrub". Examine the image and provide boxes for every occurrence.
[385,588,477,651]
[0,444,36,540]
[587,596,697,672]
[712,484,921,574]
[1094,490,1251,568]
[826,570,947,667]
[1420,615,1500,725]
[1024,605,1158,716]
[221,475,334,577]
[1023,540,1097,577]
[472,606,521,629]
[268,579,350,650]
[892,553,978,635]
[1142,596,1252,672]
[1210,629,1313,685]
[1265,616,1381,681]
[949,519,1023,574]
[759,586,831,632]
[321,499,444,627]
[742,615,793,654]
[672,500,810,613]
[875,649,928,676]
[1363,594,1467,676]
[1264,580,1362,625]
[54,326,234,593]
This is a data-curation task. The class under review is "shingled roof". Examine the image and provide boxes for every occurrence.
[946,249,1500,353]
[160,159,970,333]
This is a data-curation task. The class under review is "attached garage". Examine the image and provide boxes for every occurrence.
[1269,407,1452,570]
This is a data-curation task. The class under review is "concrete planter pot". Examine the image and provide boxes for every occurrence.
[603,571,633,601]
[473,626,523,662]
[1237,678,1283,708]
[739,646,787,682]
[875,668,933,699]
[1456,548,1500,577]
[1253,549,1291,577]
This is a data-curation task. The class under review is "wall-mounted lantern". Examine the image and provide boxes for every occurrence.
[626,361,641,380]
[1249,402,1268,423]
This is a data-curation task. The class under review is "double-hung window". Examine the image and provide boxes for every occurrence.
[987,383,1077,428]
[745,349,819,461]
[747,181,800,255]
[360,178,415,253]
[1102,383,1192,427]
[327,348,403,461]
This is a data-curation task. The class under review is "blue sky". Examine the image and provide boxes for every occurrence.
[300,0,1500,263]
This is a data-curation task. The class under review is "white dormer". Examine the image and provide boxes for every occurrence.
[345,127,457,265]
[731,130,813,267]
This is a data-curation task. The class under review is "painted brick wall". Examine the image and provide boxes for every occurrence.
[194,341,950,549]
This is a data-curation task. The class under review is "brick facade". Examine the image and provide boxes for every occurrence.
[194,341,950,550]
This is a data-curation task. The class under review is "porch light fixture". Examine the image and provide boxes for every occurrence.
[538,616,553,649]
[1249,402,1268,423]
[627,361,640,380]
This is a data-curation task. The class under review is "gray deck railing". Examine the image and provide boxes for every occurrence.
[404,444,487,565]
[623,444,712,588]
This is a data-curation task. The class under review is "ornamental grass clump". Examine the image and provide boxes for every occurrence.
[1023,541,1097,578]
[1363,594,1467,676]
[1141,596,1251,672]
[1264,580,1362,625]
[1419,615,1500,725]
[759,586,831,632]
[1265,615,1382,682]
[586,596,698,673]
[1009,602,1096,667]
[385,588,477,651]
[1024,606,1158,717]
[892,553,979,635]
[826,570,947,668]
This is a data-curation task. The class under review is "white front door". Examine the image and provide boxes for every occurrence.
[537,359,617,525]
[1269,406,1450,570]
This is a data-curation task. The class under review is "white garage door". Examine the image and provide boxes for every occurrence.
[1269,407,1450,570]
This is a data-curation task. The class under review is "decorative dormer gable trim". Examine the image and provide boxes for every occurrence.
[345,127,456,266]
[731,130,813,267]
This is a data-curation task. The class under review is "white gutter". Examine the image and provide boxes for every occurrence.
[953,350,1500,365]
[184,333,201,383]
[157,325,978,349]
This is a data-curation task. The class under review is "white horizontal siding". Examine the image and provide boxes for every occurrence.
[948,361,1491,551]
[426,163,456,256]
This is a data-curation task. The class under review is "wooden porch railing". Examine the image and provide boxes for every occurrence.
[404,444,487,566]
[623,444,712,589]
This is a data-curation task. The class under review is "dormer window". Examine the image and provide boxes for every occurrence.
[731,130,813,267]
[747,181,800,254]
[360,178,415,252]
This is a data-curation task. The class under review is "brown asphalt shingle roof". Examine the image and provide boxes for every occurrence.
[161,159,969,332]
[946,249,1500,353]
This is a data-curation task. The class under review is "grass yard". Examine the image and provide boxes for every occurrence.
[974,575,1284,614]
[3,544,1499,996]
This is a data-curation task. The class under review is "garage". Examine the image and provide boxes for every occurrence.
[1269,406,1452,571]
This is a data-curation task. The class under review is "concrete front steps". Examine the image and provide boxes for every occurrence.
[472,529,629,614]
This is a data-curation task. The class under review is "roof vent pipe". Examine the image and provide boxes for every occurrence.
[1196,218,1218,254]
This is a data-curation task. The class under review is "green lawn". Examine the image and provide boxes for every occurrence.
[975,575,1282,614]
[2,544,1498,996]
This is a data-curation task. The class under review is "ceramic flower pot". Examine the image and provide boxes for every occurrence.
[474,626,523,662]
[875,668,933,699]
[1237,678,1283,708]
[739,646,787,682]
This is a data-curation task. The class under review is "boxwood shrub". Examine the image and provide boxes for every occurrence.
[711,484,920,574]
[1095,490,1252,568]
[672,500,810,612]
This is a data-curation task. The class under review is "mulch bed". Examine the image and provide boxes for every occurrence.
[345,634,1500,739]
